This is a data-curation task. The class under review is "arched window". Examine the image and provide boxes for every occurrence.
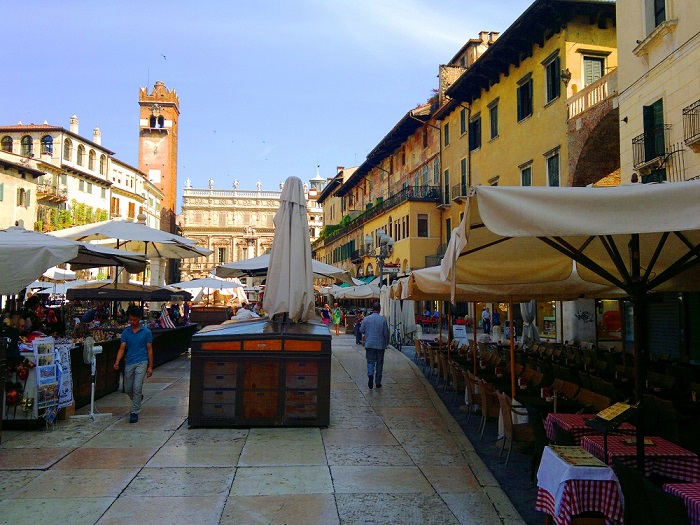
[158,115,164,128]
[0,136,11,152]
[20,136,33,157]
[99,155,106,175]
[41,135,53,155]
[149,116,156,128]
[88,150,96,170]
[63,139,72,161]
[77,145,85,166]
[366,263,374,276]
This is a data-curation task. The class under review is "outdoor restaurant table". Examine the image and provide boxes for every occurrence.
[545,413,636,446]
[536,445,623,525]
[663,482,700,525]
[580,435,700,482]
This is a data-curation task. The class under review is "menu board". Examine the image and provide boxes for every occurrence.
[550,445,608,467]
[597,402,634,422]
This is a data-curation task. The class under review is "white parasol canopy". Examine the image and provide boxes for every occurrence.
[215,253,355,285]
[49,219,212,260]
[333,284,380,300]
[262,176,315,322]
[0,226,147,295]
[43,267,77,281]
[171,276,246,304]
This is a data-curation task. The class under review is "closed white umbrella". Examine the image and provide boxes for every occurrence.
[262,176,315,322]
[402,299,417,339]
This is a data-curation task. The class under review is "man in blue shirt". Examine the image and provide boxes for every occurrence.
[113,306,153,423]
[360,301,389,389]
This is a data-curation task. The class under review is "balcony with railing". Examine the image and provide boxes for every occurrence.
[632,125,672,169]
[451,182,468,203]
[324,185,441,245]
[35,183,68,204]
[567,68,618,120]
[683,99,700,146]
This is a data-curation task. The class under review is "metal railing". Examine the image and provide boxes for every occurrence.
[35,184,68,200]
[567,69,617,120]
[324,186,441,244]
[632,125,672,168]
[683,99,700,145]
[451,182,468,201]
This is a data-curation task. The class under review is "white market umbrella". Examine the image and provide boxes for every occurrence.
[171,276,245,305]
[401,299,417,340]
[262,176,315,322]
[43,267,77,281]
[49,218,212,260]
[334,284,380,300]
[0,226,81,295]
[215,253,356,285]
[440,181,700,468]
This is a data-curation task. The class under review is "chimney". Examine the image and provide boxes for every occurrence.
[479,31,489,43]
[488,32,499,44]
[337,166,345,174]
[93,126,102,145]
[69,114,79,134]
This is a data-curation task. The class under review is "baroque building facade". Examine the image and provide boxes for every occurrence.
[178,176,325,281]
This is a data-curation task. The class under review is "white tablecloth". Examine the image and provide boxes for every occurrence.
[537,445,618,515]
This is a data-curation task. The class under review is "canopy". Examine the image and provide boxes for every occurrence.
[262,176,315,322]
[43,267,76,281]
[50,219,212,260]
[0,226,147,295]
[441,181,700,468]
[333,284,380,300]
[66,281,192,302]
[215,253,355,285]
[171,276,247,304]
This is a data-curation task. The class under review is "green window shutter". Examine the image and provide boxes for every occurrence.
[0,182,3,201]
[26,189,31,207]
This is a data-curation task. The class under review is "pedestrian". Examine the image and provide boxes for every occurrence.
[332,303,342,335]
[354,311,364,345]
[113,306,153,423]
[321,304,331,326]
[482,307,491,335]
[492,308,501,327]
[360,301,389,389]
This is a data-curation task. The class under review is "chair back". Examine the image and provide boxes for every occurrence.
[551,421,576,446]
[479,379,500,418]
[496,391,514,440]
[612,460,655,525]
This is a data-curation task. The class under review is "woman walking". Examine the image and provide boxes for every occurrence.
[321,304,331,327]
[332,303,342,335]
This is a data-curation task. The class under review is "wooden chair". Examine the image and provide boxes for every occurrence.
[413,338,422,365]
[437,351,450,390]
[525,405,549,482]
[448,360,466,404]
[551,420,576,446]
[496,390,534,466]
[478,379,500,438]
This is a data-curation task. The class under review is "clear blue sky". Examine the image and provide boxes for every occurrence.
[4,0,532,211]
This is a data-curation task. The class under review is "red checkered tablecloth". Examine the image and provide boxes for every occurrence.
[581,435,700,482]
[536,481,623,525]
[664,483,700,525]
[545,413,635,445]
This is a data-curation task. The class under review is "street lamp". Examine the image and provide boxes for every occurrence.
[365,228,395,288]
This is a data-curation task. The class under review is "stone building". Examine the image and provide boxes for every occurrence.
[178,175,325,282]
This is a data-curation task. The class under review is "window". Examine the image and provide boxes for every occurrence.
[101,187,106,198]
[545,55,561,103]
[128,202,135,220]
[653,0,665,27]
[77,145,85,166]
[218,248,227,263]
[460,158,467,191]
[443,168,450,205]
[460,107,467,135]
[79,180,85,191]
[63,139,72,161]
[446,218,452,243]
[444,122,450,147]
[41,135,53,155]
[99,155,106,175]
[489,102,499,139]
[546,152,560,187]
[1,136,11,152]
[86,182,92,194]
[417,213,428,238]
[583,57,604,86]
[88,150,96,170]
[20,135,33,157]
[421,165,429,187]
[158,116,164,128]
[0,183,3,201]
[149,116,156,128]
[468,114,481,151]
[60,173,67,185]
[517,75,533,122]
[433,157,439,184]
[423,125,429,148]
[520,164,532,186]
[642,99,667,182]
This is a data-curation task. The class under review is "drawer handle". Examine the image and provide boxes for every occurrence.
[216,375,224,379]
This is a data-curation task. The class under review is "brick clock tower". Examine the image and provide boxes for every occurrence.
[138,80,181,282]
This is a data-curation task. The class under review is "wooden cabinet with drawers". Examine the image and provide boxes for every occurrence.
[188,319,331,427]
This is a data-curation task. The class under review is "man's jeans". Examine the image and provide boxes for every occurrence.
[124,361,147,414]
[365,348,386,384]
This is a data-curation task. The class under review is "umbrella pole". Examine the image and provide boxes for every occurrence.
[509,299,516,399]
[629,233,646,471]
[473,301,478,376]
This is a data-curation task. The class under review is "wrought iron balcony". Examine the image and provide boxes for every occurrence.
[683,100,700,146]
[451,182,468,203]
[324,185,441,245]
[632,124,672,169]
[35,183,67,203]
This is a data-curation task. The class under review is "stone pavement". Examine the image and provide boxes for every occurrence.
[0,333,526,525]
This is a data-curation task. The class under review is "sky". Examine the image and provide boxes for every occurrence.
[4,0,533,212]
